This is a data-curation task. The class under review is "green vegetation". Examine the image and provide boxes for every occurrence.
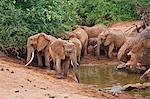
[0,0,149,57]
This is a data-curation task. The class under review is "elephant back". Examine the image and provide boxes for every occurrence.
[44,34,57,43]
[73,27,88,46]
[50,39,65,60]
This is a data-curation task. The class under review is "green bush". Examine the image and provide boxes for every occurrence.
[0,0,149,58]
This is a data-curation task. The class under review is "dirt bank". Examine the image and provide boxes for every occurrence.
[0,55,145,99]
[80,55,120,66]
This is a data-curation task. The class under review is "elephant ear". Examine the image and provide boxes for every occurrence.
[72,32,80,39]
[51,40,65,60]
[37,33,49,52]
[105,34,113,45]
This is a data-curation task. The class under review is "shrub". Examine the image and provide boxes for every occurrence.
[0,0,149,58]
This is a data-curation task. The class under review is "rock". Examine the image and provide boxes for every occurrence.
[64,96,69,98]
[1,68,4,71]
[117,63,126,70]
[111,83,122,96]
[11,71,14,73]
[40,88,46,90]
[15,90,19,93]
[49,96,55,98]
[98,89,102,91]
[6,68,9,71]
[121,82,150,91]
[117,63,147,73]
[26,79,32,83]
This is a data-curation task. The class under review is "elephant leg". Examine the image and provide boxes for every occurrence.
[104,50,108,57]
[128,53,138,67]
[93,46,96,56]
[108,43,114,58]
[56,58,62,76]
[78,50,81,63]
[97,42,101,60]
[52,59,56,70]
[45,47,50,67]
[63,58,70,77]
[49,60,55,70]
[37,51,43,66]
[84,39,88,56]
[117,42,130,61]
[49,58,56,71]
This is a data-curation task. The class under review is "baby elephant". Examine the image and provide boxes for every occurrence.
[88,38,97,56]
[88,37,108,57]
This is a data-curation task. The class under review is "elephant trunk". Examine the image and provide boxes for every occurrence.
[97,41,101,60]
[72,61,79,83]
[70,55,80,83]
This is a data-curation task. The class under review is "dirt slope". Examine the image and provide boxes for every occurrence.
[0,55,144,99]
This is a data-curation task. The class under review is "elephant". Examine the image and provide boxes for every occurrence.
[25,33,56,69]
[97,29,126,59]
[65,27,88,56]
[107,20,143,28]
[49,39,79,83]
[140,68,150,80]
[75,24,107,38]
[63,32,82,63]
[96,25,139,59]
[117,37,139,62]
[118,26,150,62]
[98,25,143,59]
[126,39,150,67]
[88,37,97,47]
[97,31,108,59]
[88,37,108,56]
[88,37,97,55]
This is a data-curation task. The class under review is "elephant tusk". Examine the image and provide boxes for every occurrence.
[76,62,79,66]
[94,44,97,48]
[127,51,132,56]
[71,61,79,66]
[25,52,34,66]
[71,61,73,66]
[74,76,80,83]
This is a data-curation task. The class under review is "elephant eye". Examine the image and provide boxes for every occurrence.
[68,51,72,53]
[67,50,72,54]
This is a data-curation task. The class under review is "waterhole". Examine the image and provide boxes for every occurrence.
[79,65,150,96]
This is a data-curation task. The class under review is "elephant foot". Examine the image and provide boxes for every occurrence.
[38,65,44,68]
[38,63,43,67]
[34,65,38,67]
[108,58,113,61]
[49,66,55,70]
[108,54,113,59]
[56,73,64,79]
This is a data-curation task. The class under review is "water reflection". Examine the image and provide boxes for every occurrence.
[79,65,150,96]
[79,65,143,88]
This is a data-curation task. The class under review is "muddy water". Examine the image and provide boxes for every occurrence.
[79,65,149,96]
